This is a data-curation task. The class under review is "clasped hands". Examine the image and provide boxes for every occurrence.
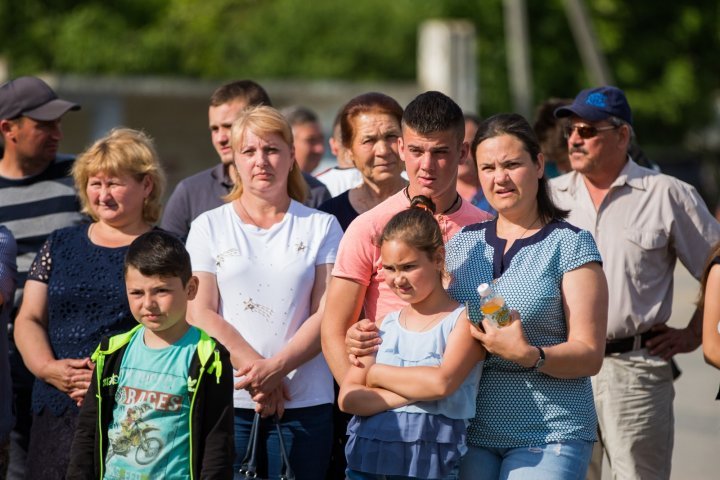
[41,357,94,407]
[232,354,290,418]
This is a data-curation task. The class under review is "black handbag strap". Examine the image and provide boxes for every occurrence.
[274,415,295,480]
[238,412,260,478]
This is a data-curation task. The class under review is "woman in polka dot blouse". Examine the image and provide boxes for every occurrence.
[446,113,608,479]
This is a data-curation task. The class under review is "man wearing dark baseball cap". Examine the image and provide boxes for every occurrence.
[0,76,80,172]
[0,76,84,479]
[550,86,720,480]
[554,85,632,125]
[0,76,80,122]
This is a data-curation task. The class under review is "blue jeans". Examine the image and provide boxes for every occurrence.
[346,465,459,480]
[459,441,593,480]
[233,404,332,480]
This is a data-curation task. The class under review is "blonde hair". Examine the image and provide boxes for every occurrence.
[224,106,307,203]
[72,128,166,223]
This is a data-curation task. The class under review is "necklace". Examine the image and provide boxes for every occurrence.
[237,198,262,228]
[518,215,541,240]
[403,187,462,215]
[501,215,541,243]
[400,307,445,332]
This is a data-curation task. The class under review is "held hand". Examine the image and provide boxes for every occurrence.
[646,323,702,360]
[346,318,381,366]
[234,357,285,396]
[255,383,289,418]
[67,360,94,406]
[251,384,290,410]
[253,390,277,418]
[40,357,94,394]
[70,389,87,407]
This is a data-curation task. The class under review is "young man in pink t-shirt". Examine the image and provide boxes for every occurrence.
[321,91,493,383]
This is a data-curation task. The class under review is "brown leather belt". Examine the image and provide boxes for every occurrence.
[604,331,659,356]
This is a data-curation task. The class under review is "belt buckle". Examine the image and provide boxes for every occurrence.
[632,334,642,351]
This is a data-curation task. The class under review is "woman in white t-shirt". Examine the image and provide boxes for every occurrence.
[186,106,343,479]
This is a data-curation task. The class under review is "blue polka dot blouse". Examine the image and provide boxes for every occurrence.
[446,218,602,448]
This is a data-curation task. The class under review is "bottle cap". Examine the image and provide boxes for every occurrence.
[477,283,491,297]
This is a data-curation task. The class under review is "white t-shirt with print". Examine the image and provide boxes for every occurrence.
[186,200,343,409]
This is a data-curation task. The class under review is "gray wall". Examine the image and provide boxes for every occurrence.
[51,75,419,200]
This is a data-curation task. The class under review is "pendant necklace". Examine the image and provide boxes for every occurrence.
[403,187,462,215]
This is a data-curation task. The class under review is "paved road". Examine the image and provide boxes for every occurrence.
[601,265,720,479]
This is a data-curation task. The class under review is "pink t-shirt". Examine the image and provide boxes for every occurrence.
[332,190,493,323]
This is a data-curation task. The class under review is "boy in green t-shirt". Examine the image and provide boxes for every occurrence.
[67,230,234,479]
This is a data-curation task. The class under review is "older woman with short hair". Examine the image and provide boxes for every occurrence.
[319,92,407,231]
[186,106,343,479]
[14,128,165,479]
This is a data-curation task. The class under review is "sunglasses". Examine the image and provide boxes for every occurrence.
[563,124,619,139]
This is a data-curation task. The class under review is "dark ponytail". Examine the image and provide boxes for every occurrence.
[379,195,443,260]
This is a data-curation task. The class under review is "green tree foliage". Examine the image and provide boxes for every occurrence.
[589,1,720,142]
[1,0,717,144]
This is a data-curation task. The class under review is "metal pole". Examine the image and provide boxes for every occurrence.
[418,20,478,113]
[503,0,533,118]
[563,0,614,85]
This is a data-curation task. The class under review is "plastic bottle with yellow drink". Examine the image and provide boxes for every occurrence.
[476,283,512,327]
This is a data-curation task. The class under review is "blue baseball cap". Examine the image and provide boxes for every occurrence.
[554,86,632,125]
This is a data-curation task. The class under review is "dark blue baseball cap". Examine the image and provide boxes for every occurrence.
[554,86,632,125]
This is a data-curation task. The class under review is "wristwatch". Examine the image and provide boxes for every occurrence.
[533,346,545,370]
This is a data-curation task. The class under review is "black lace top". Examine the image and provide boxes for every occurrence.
[27,224,136,416]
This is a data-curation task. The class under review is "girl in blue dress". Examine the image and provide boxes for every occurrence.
[339,196,486,480]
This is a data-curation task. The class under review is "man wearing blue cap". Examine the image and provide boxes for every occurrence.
[551,86,720,480]
[0,76,84,478]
